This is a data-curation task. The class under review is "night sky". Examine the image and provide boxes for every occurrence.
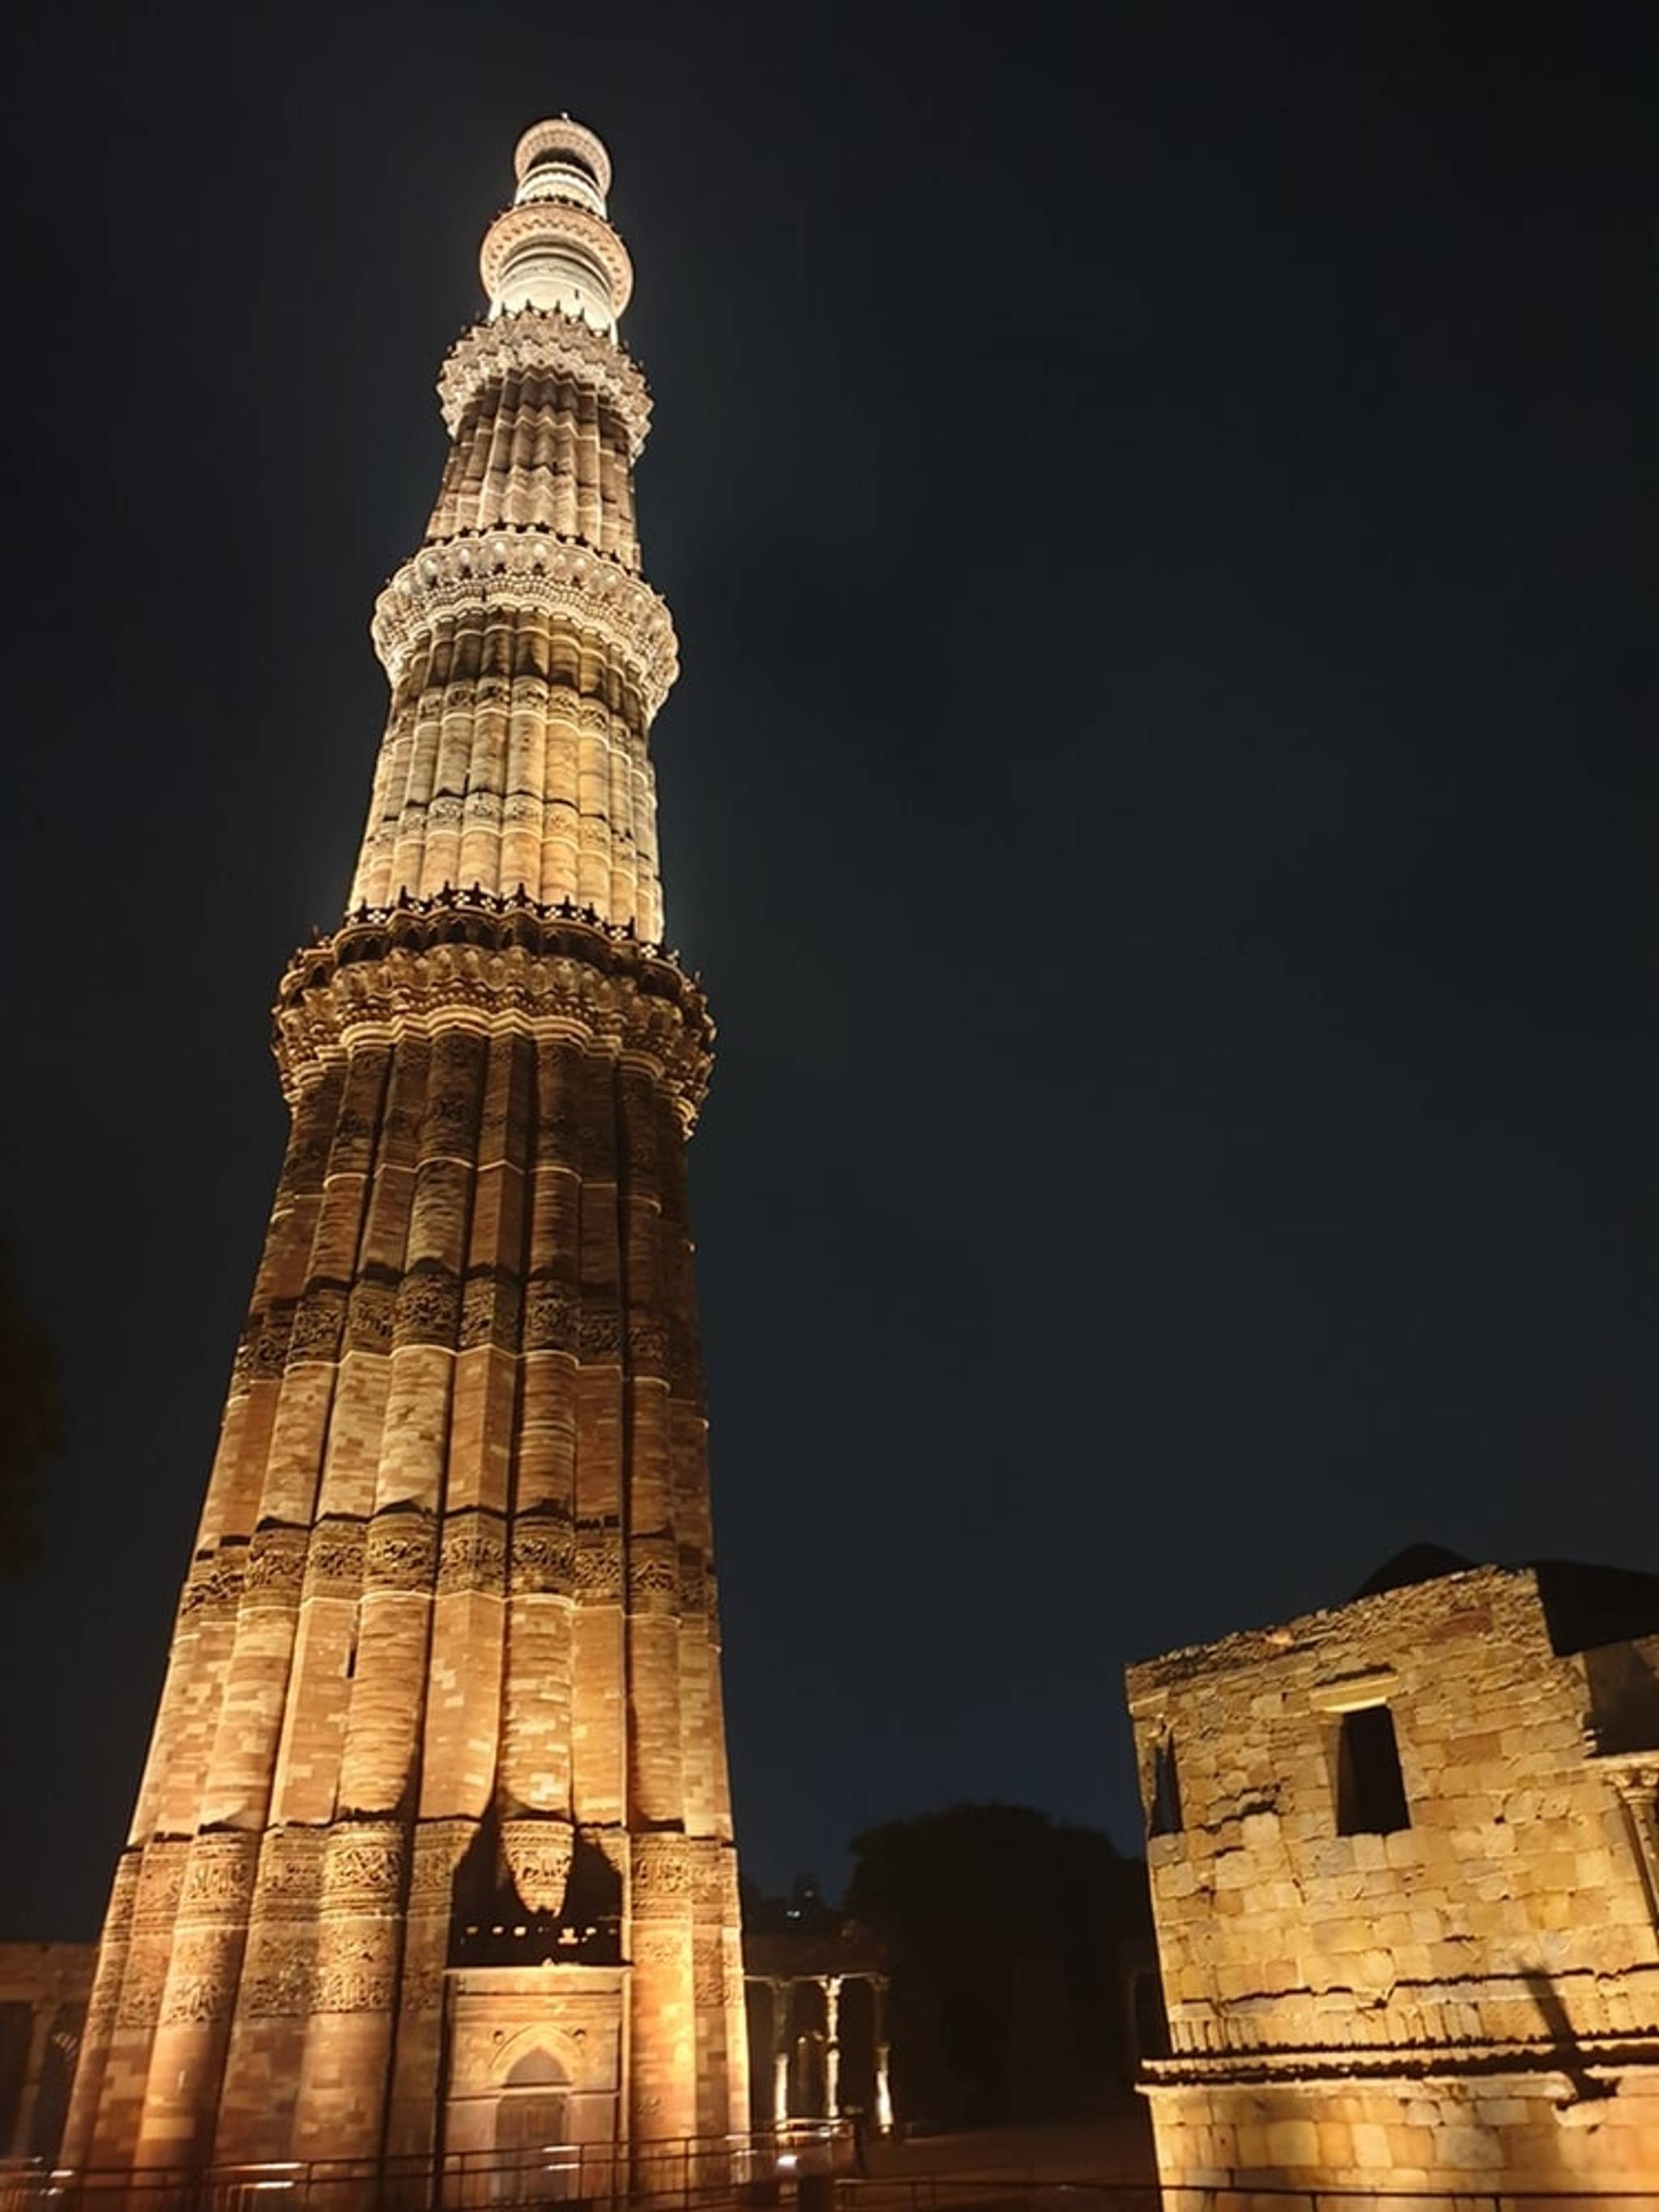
[2,4,1655,1937]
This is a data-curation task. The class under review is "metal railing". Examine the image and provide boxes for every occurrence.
[0,2123,852,2212]
[4,2147,1653,2212]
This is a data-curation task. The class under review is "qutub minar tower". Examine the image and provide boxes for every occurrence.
[62,119,749,2180]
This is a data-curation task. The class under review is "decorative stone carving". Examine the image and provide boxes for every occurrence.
[373,533,676,717]
[345,1276,396,1352]
[365,1508,438,1592]
[311,1934,398,2016]
[250,1306,295,1379]
[626,1536,678,1612]
[437,305,650,451]
[630,1835,695,1916]
[272,897,713,1125]
[179,1547,246,1619]
[321,1823,406,1908]
[245,1523,309,1596]
[574,1528,623,1601]
[239,1934,313,2018]
[578,1301,623,1361]
[132,1844,190,1930]
[511,1512,576,1595]
[305,1516,366,1593]
[407,1818,476,1898]
[158,1930,240,2025]
[288,1286,347,1363]
[692,1932,726,2006]
[180,1834,260,1917]
[626,1311,669,1374]
[438,1510,507,1593]
[523,1280,579,1352]
[631,1926,688,1965]
[393,1268,462,1348]
[501,1816,576,1915]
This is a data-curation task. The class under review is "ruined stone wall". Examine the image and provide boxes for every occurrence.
[1125,1565,1659,2195]
[0,1944,94,2163]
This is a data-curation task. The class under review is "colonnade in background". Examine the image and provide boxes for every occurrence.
[746,1972,893,2133]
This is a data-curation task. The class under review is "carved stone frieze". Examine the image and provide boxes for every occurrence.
[626,1311,669,1375]
[249,1306,295,1379]
[676,1545,707,1618]
[346,1276,395,1353]
[458,1270,521,1349]
[365,1507,438,1592]
[574,1525,623,1602]
[692,1931,726,2006]
[626,1536,678,1613]
[130,1856,186,1934]
[578,1301,622,1362]
[631,1925,689,1965]
[321,1822,407,1907]
[238,1932,314,2018]
[394,1268,462,1348]
[523,1279,579,1352]
[373,531,676,717]
[690,1838,740,1918]
[180,1832,260,1919]
[245,1523,309,1598]
[407,1818,476,1898]
[438,1510,507,1593]
[272,897,713,1125]
[311,1933,398,2016]
[114,1952,168,2030]
[158,1929,241,2025]
[179,1545,246,1621]
[305,1516,366,1594]
[501,1815,576,1914]
[630,1834,696,1916]
[511,1511,576,1596]
[288,1285,348,1365]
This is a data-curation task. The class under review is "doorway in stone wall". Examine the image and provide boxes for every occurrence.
[493,2048,572,2200]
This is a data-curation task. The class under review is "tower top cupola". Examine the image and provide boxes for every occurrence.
[480,113,632,331]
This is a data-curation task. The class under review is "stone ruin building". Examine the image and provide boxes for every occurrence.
[0,1949,92,2168]
[1127,1549,1659,2197]
[53,117,751,2194]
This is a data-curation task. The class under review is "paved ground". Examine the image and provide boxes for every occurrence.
[862,2116,1158,2189]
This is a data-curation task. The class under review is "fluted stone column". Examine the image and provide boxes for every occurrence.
[66,113,747,2190]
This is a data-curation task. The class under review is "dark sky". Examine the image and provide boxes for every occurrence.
[2,2,1655,1935]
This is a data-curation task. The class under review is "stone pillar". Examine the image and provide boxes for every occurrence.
[213,1825,325,2162]
[133,1830,260,2167]
[291,1820,408,2160]
[872,1977,893,2134]
[87,1838,190,2168]
[771,1983,791,2129]
[384,1818,475,2164]
[1606,1757,1659,1926]
[821,1976,842,2119]
[629,1834,697,2149]
[58,1852,139,2168]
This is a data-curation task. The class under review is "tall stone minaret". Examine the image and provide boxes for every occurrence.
[62,117,748,2181]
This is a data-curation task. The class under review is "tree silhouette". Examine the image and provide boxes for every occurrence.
[0,1236,66,1576]
[846,1802,1146,2128]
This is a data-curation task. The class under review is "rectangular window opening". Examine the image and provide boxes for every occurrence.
[1148,1734,1183,1838]
[1336,1702,1410,1835]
